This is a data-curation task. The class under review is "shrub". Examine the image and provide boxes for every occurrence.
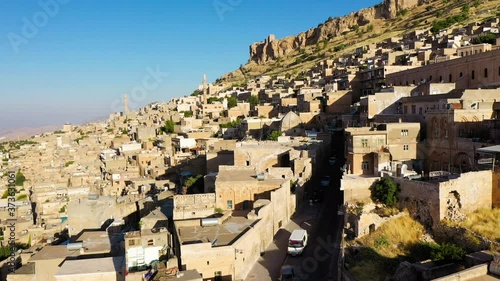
[15,171,26,186]
[247,95,259,106]
[64,161,74,167]
[227,96,237,108]
[182,111,193,117]
[375,235,390,248]
[397,9,408,17]
[266,131,283,141]
[431,243,466,263]
[16,194,28,200]
[371,177,400,207]
[215,208,223,214]
[160,119,175,134]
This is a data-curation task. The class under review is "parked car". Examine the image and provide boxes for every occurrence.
[311,189,324,203]
[279,265,298,281]
[320,176,331,187]
[328,156,336,166]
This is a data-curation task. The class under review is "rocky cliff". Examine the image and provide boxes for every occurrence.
[249,0,429,64]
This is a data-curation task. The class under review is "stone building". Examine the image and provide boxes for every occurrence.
[386,48,500,89]
[344,122,421,176]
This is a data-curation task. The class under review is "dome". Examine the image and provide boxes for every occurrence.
[280,111,302,131]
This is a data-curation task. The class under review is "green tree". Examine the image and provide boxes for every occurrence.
[371,177,400,207]
[227,96,237,108]
[247,95,259,106]
[190,89,201,96]
[182,111,194,117]
[15,171,26,186]
[475,33,496,44]
[207,97,223,104]
[160,120,175,134]
[266,131,283,141]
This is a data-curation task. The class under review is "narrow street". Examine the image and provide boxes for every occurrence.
[245,149,345,281]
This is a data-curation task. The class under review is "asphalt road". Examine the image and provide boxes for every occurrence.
[283,160,345,281]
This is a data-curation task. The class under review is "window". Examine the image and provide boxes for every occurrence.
[439,75,442,82]
[411,105,416,114]
[419,107,423,115]
[361,139,368,148]
[215,271,222,281]
[227,200,233,209]
[403,106,408,114]
[128,240,135,246]
[401,129,409,136]
[484,68,488,78]
[472,70,475,80]
[377,138,384,146]
[449,74,452,82]
[403,144,409,151]
[147,239,154,246]
[362,161,370,171]
[498,66,500,76]
[460,72,463,77]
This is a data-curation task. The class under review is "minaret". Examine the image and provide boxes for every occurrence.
[124,94,129,113]
[202,74,208,105]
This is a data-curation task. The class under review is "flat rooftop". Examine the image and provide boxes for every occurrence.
[74,231,112,253]
[54,256,124,276]
[29,245,78,261]
[177,217,255,246]
[217,168,287,184]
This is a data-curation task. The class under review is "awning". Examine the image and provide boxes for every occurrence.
[477,145,500,154]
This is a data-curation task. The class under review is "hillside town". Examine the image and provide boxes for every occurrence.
[1,7,500,281]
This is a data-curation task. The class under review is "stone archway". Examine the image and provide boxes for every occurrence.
[454,152,472,172]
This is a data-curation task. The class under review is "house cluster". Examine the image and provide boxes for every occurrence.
[0,14,499,281]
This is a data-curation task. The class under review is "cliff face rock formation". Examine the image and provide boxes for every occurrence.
[249,0,427,64]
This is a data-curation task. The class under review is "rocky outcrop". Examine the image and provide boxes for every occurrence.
[249,0,430,64]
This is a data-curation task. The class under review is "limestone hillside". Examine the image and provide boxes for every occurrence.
[216,0,500,86]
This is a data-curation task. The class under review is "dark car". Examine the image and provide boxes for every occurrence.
[279,265,297,281]
[320,176,331,187]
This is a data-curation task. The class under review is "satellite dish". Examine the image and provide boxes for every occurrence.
[401,164,408,172]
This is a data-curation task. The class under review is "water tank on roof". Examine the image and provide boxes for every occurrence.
[88,194,99,200]
[201,218,218,227]
[257,173,265,181]
[67,242,83,251]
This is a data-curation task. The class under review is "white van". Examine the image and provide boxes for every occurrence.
[287,229,308,256]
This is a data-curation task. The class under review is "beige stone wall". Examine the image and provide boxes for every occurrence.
[180,243,233,280]
[438,171,492,219]
[206,151,234,174]
[215,177,286,211]
[395,178,441,227]
[394,171,492,227]
[34,259,64,281]
[341,175,380,203]
[173,194,216,220]
[493,167,500,208]
[387,49,500,89]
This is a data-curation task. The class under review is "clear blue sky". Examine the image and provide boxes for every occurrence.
[0,0,380,130]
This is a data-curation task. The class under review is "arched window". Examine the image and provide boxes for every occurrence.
[440,118,448,139]
[460,72,463,77]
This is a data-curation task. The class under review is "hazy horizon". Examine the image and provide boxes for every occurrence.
[0,0,380,131]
